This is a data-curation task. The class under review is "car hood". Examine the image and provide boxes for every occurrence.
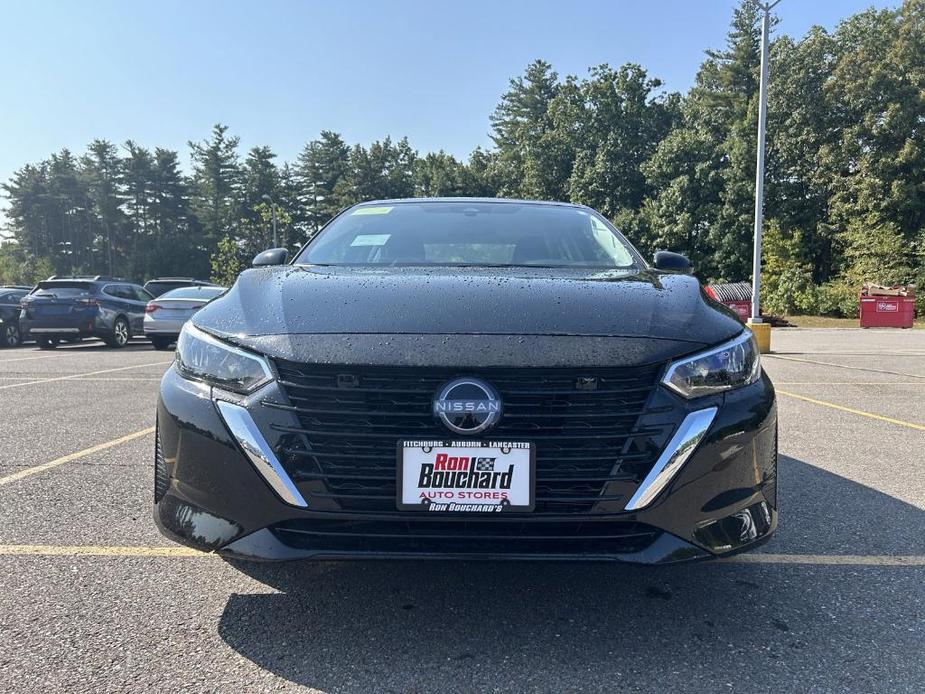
[193,265,741,352]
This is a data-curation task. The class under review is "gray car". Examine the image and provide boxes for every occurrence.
[143,285,226,349]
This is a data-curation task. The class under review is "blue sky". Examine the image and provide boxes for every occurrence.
[0,0,898,217]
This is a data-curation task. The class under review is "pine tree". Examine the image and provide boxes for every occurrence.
[81,140,123,277]
[188,124,242,243]
[489,59,562,199]
[295,131,350,233]
[240,145,281,253]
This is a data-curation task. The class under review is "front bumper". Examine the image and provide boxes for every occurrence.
[154,364,777,564]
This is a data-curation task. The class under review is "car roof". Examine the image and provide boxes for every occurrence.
[351,197,587,209]
[37,278,142,288]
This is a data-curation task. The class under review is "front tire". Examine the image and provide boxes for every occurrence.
[106,317,130,348]
[37,337,58,349]
[150,336,173,350]
[1,322,20,348]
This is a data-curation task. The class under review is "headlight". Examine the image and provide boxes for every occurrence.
[662,331,761,398]
[175,323,273,394]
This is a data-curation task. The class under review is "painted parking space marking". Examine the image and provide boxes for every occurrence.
[0,545,922,566]
[774,351,925,357]
[0,427,154,486]
[0,353,69,364]
[0,544,209,557]
[775,381,925,385]
[724,554,925,566]
[0,361,172,390]
[776,389,925,431]
[0,375,163,382]
[766,354,925,379]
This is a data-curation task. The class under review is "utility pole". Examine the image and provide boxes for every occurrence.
[748,0,780,353]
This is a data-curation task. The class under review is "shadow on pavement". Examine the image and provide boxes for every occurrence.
[215,456,925,692]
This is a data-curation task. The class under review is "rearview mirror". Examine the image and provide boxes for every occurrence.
[653,251,691,273]
[252,248,289,267]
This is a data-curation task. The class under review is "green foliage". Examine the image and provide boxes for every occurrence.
[2,0,923,305]
[210,235,245,286]
[188,124,241,244]
[0,245,55,285]
[842,217,915,287]
[295,131,349,233]
[760,222,817,315]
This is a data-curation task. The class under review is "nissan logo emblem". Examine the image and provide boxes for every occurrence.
[433,377,502,435]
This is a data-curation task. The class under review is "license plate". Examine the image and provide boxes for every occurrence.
[398,440,535,512]
[39,305,70,315]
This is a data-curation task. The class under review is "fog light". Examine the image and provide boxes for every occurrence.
[694,501,772,553]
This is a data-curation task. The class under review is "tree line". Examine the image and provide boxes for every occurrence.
[2,0,923,315]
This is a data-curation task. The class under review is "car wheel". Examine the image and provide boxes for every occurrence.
[150,336,172,350]
[107,317,130,348]
[37,337,58,349]
[2,322,20,348]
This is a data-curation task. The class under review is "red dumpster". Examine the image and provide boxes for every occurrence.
[859,284,915,328]
[705,283,754,322]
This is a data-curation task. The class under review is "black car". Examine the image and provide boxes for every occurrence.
[155,199,777,564]
[143,277,217,298]
[0,286,31,347]
[20,276,154,348]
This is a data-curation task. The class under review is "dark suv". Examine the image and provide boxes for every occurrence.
[143,277,217,298]
[20,276,154,348]
[0,286,32,347]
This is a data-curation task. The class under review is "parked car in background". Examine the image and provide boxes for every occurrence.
[20,276,154,348]
[143,277,217,298]
[0,286,31,347]
[143,285,226,350]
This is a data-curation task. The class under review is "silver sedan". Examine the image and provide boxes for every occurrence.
[143,285,227,350]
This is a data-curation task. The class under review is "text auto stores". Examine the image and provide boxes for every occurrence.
[402,440,532,512]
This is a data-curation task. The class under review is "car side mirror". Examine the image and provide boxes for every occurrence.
[252,248,289,267]
[653,251,692,273]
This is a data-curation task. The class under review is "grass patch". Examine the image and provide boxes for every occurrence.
[780,315,924,329]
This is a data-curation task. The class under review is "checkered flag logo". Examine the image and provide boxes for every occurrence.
[475,457,496,472]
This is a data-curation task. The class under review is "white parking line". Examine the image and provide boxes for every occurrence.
[775,381,925,385]
[0,361,172,390]
[0,353,67,363]
[765,354,925,379]
[0,376,162,382]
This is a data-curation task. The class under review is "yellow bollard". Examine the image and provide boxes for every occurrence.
[747,320,771,354]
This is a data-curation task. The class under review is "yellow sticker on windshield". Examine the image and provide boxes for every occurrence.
[351,206,393,216]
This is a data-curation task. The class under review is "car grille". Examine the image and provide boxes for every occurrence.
[271,518,662,555]
[268,362,669,515]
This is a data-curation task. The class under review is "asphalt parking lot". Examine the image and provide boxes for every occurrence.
[0,330,922,693]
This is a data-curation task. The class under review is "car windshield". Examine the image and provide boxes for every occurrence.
[145,282,188,296]
[296,202,639,268]
[160,286,225,300]
[32,282,93,298]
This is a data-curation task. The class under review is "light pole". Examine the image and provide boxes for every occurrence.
[262,194,279,248]
[748,0,780,354]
